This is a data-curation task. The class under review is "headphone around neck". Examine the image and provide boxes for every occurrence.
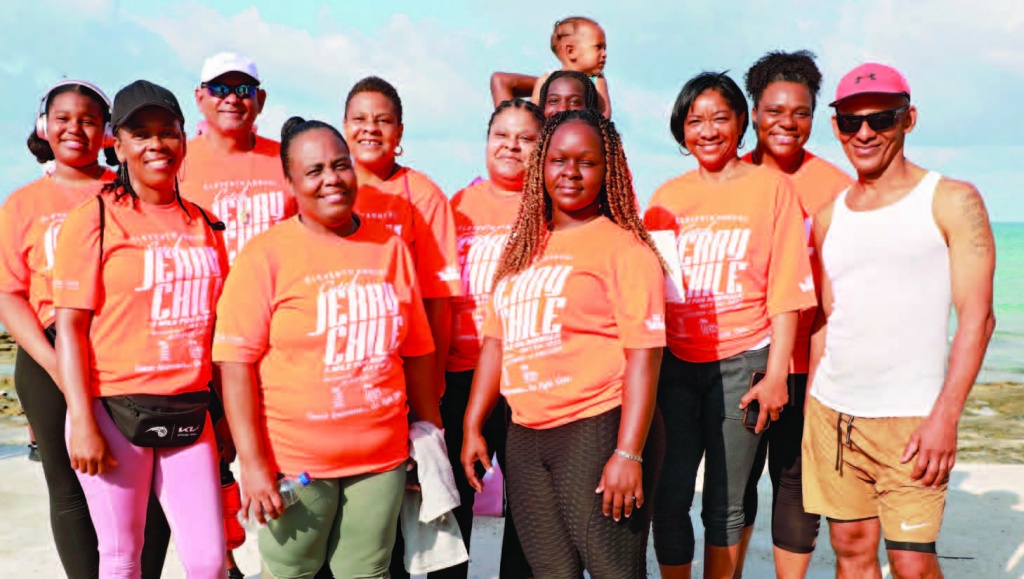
[35,79,115,149]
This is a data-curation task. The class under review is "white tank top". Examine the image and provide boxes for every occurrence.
[812,171,951,417]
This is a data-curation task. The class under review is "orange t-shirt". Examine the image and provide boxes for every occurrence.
[741,151,853,372]
[211,218,434,479]
[52,193,227,397]
[355,166,461,299]
[644,166,815,363]
[482,217,666,429]
[179,135,296,266]
[448,180,521,372]
[0,173,114,327]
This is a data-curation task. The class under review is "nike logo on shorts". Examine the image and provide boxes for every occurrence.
[900,521,930,531]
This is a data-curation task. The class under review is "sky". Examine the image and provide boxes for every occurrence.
[1,0,1022,219]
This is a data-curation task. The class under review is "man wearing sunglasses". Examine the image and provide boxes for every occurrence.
[804,63,995,579]
[181,52,296,264]
[179,51,296,579]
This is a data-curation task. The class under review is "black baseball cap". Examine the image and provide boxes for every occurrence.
[110,80,185,128]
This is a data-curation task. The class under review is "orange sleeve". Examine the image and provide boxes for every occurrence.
[52,198,103,311]
[396,241,435,358]
[0,196,29,296]
[481,290,503,340]
[410,178,461,299]
[211,238,275,364]
[611,241,667,348]
[767,177,816,317]
[642,187,676,232]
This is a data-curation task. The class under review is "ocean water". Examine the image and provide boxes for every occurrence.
[2,224,1023,382]
[977,223,1024,383]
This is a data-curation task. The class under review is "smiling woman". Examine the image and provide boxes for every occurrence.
[213,115,442,579]
[0,79,173,579]
[342,76,461,410]
[645,71,816,579]
[735,50,855,579]
[53,79,228,577]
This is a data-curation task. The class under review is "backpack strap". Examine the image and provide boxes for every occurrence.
[190,202,226,231]
[96,195,106,262]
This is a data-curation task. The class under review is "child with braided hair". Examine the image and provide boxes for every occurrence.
[536,70,600,119]
[462,108,665,578]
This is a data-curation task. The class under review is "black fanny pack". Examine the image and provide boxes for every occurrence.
[101,390,210,448]
[91,195,221,448]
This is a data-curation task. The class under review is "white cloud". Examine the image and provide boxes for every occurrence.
[1,0,1021,221]
[134,4,490,134]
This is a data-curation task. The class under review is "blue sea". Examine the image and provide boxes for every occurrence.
[2,224,1023,382]
[977,223,1024,383]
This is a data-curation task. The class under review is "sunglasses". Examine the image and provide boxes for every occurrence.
[202,83,259,99]
[835,106,908,134]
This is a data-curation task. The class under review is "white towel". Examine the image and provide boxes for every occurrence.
[400,421,469,574]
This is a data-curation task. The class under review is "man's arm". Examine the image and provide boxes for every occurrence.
[901,179,996,486]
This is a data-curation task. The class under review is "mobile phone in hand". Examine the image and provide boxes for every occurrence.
[743,371,767,432]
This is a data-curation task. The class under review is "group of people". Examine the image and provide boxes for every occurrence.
[0,13,995,579]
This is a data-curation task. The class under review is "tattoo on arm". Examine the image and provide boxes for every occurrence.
[961,190,994,256]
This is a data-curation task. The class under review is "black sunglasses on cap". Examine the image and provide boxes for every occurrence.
[835,106,908,134]
[201,82,259,99]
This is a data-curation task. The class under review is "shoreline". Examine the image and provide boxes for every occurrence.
[2,332,1022,463]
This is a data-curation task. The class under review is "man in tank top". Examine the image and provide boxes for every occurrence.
[804,63,995,579]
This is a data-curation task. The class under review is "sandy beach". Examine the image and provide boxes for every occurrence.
[1,332,1023,577]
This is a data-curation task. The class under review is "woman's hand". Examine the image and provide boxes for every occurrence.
[239,458,282,526]
[68,417,117,476]
[739,373,789,433]
[461,430,492,493]
[596,453,644,521]
[405,458,421,491]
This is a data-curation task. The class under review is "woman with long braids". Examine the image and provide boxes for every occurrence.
[0,80,171,579]
[462,108,666,578]
[53,80,228,577]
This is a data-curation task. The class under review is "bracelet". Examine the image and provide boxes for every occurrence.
[614,449,643,463]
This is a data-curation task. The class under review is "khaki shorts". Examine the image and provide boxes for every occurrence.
[802,396,947,547]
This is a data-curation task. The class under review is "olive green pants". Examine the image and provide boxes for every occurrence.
[259,465,406,579]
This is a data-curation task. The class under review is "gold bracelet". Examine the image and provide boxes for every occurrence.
[614,449,642,463]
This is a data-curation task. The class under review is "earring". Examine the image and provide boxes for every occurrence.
[395,145,404,157]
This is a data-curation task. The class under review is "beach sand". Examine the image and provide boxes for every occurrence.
[1,333,1023,576]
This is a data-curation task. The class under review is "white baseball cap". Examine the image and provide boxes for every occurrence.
[200,52,261,84]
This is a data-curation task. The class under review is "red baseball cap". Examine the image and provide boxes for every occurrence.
[830,63,911,107]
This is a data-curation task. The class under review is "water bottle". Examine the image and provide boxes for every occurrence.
[238,472,311,531]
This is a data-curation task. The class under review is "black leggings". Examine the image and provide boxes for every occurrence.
[505,407,665,579]
[14,332,171,579]
[386,370,533,579]
[743,373,819,554]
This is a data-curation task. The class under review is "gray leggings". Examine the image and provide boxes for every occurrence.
[652,347,768,565]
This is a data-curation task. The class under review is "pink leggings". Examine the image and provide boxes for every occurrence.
[68,399,226,578]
